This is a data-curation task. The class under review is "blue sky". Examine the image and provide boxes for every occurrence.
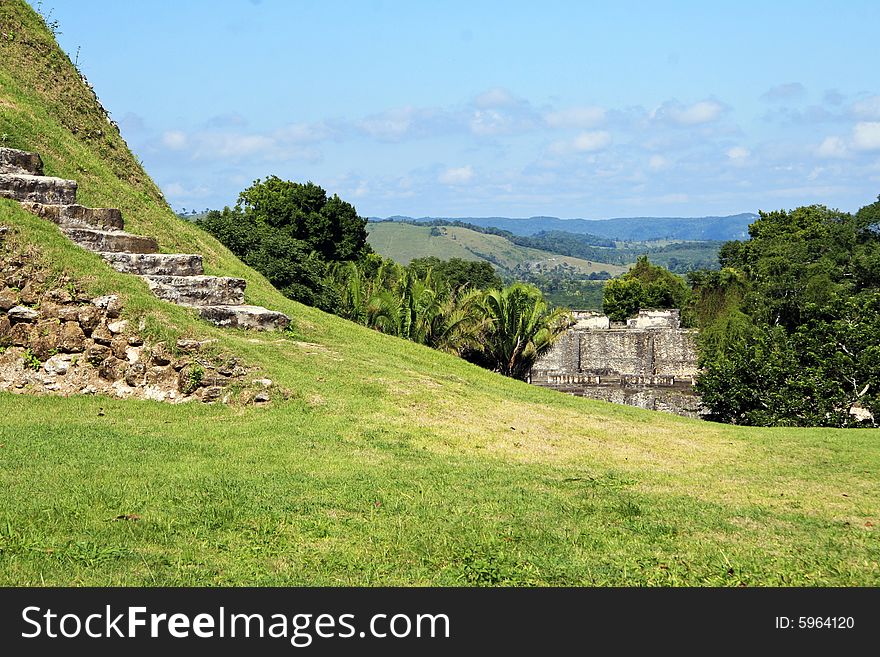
[44,0,880,218]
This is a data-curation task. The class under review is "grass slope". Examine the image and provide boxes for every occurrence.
[367,222,628,276]
[0,1,878,586]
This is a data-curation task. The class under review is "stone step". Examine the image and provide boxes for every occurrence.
[0,172,77,205]
[20,201,124,231]
[197,305,290,331]
[145,275,246,306]
[101,252,204,276]
[62,226,159,253]
[0,147,44,175]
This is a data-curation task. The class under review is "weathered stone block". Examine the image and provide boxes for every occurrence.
[124,346,142,363]
[92,294,122,318]
[150,342,172,366]
[145,275,246,307]
[58,321,86,353]
[57,306,81,322]
[77,305,101,331]
[0,289,16,311]
[64,227,158,254]
[98,356,124,381]
[30,330,59,361]
[8,305,39,322]
[0,315,11,345]
[146,365,175,386]
[43,354,71,376]
[91,321,113,346]
[100,252,203,276]
[110,334,128,360]
[200,386,224,402]
[124,362,146,387]
[0,173,76,204]
[197,305,290,331]
[86,343,111,365]
[0,147,43,175]
[20,202,124,231]
[46,288,74,304]
[107,319,128,334]
[10,322,31,346]
[18,281,38,305]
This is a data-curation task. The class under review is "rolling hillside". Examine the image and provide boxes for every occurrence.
[377,213,757,241]
[0,0,878,587]
[367,222,629,277]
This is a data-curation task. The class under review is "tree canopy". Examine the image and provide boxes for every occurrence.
[695,200,880,426]
[602,255,690,321]
[406,256,502,292]
[198,177,370,311]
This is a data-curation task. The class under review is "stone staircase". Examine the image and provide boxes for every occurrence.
[0,147,289,331]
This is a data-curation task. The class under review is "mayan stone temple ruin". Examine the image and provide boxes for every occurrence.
[529,309,702,417]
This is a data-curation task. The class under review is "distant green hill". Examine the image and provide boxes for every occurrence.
[375,213,757,241]
[366,222,629,277]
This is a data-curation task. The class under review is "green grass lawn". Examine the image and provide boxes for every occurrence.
[2,387,878,586]
[1,0,878,587]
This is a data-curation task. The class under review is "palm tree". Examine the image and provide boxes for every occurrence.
[475,283,571,379]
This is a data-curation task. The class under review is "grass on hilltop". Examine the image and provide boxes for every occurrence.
[0,0,879,586]
[367,221,628,275]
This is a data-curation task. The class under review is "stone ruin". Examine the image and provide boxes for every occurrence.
[0,228,276,403]
[0,146,288,404]
[530,308,703,417]
[0,147,289,330]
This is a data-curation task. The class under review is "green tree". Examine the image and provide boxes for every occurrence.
[602,278,643,321]
[694,201,880,426]
[474,284,570,379]
[198,177,370,311]
[602,256,690,321]
[407,256,502,292]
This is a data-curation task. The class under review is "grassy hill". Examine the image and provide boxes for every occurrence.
[367,222,629,276]
[1,0,878,586]
[377,213,757,241]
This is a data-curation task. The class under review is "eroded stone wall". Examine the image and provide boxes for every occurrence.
[0,225,278,404]
[531,309,702,417]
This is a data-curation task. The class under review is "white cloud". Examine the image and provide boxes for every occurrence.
[852,122,880,151]
[161,130,188,150]
[163,181,210,199]
[648,155,668,170]
[194,133,275,158]
[469,107,537,136]
[544,106,605,128]
[726,146,750,163]
[760,83,806,102]
[275,121,335,143]
[853,96,880,120]
[473,87,518,108]
[654,100,725,126]
[438,165,474,185]
[816,136,848,158]
[547,130,612,156]
[359,107,417,140]
[572,130,612,152]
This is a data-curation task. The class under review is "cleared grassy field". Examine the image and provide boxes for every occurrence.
[0,0,878,586]
[367,222,628,275]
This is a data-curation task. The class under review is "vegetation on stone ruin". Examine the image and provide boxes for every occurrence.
[602,255,691,322]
